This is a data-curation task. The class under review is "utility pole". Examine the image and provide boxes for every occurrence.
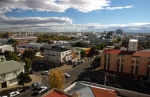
[104,73,107,85]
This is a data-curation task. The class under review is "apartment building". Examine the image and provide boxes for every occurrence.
[44,46,72,67]
[101,49,150,81]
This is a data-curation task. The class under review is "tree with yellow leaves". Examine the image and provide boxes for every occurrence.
[49,69,65,89]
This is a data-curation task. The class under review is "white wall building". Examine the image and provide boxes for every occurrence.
[0,45,14,53]
[0,57,24,89]
[128,39,138,51]
[44,46,72,66]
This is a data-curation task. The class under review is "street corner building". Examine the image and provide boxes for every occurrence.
[0,56,24,89]
[100,49,150,81]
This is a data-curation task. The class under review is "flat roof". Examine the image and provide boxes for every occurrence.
[104,49,150,57]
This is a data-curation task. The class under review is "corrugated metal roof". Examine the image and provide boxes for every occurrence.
[66,83,95,97]
[0,60,24,75]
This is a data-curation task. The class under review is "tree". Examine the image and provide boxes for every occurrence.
[2,32,13,38]
[80,50,86,59]
[22,50,36,60]
[91,56,100,70]
[4,51,21,62]
[7,39,18,52]
[49,69,65,89]
[24,58,32,74]
[71,42,87,47]
[17,72,32,87]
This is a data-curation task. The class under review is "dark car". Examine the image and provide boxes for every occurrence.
[20,86,32,92]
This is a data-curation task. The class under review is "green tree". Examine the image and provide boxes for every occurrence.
[7,39,18,52]
[91,56,100,70]
[17,72,32,87]
[80,50,86,59]
[49,69,65,89]
[71,42,87,47]
[4,51,21,62]
[22,50,36,60]
[24,58,32,74]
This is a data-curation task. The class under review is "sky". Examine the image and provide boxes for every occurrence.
[0,0,150,33]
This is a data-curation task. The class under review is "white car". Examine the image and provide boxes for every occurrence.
[42,71,49,75]
[65,73,70,78]
[37,86,48,94]
[9,91,20,97]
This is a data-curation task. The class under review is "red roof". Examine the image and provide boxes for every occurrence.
[91,87,117,97]
[104,49,150,57]
[44,89,69,97]
[132,52,150,57]
[104,49,122,54]
[104,49,135,55]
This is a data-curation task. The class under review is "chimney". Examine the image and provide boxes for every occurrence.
[72,92,82,97]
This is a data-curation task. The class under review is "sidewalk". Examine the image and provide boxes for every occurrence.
[1,74,42,92]
[56,65,73,72]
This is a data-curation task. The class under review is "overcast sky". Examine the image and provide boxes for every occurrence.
[0,0,150,33]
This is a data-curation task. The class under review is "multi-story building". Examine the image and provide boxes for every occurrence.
[101,49,150,81]
[44,46,72,67]
[128,39,138,51]
[0,56,24,88]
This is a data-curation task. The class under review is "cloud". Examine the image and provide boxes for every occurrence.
[0,16,73,25]
[62,0,110,13]
[106,5,134,10]
[0,0,111,14]
[0,22,150,32]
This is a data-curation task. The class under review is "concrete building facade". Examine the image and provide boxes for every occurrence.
[101,49,150,81]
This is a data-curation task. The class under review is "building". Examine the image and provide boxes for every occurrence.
[8,35,37,44]
[128,39,138,51]
[43,81,150,97]
[0,45,14,53]
[44,46,72,67]
[100,49,150,81]
[0,57,24,89]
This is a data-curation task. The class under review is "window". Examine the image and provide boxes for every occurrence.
[135,65,138,75]
[131,65,134,74]
[9,78,17,84]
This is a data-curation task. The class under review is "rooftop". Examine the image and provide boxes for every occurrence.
[0,60,24,75]
[45,46,71,52]
[104,49,150,57]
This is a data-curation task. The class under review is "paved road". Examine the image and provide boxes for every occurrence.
[65,58,94,88]
[17,58,94,97]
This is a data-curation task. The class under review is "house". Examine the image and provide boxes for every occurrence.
[0,45,14,53]
[44,46,72,67]
[101,49,150,81]
[0,57,24,89]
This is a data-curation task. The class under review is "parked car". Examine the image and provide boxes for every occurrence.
[20,86,32,92]
[37,86,48,94]
[31,82,41,89]
[65,73,70,78]
[9,91,20,97]
[42,71,49,75]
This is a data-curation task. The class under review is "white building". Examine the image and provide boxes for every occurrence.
[44,46,72,67]
[128,39,138,51]
[0,45,14,53]
[0,57,24,89]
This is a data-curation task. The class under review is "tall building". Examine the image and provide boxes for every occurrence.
[128,39,138,51]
